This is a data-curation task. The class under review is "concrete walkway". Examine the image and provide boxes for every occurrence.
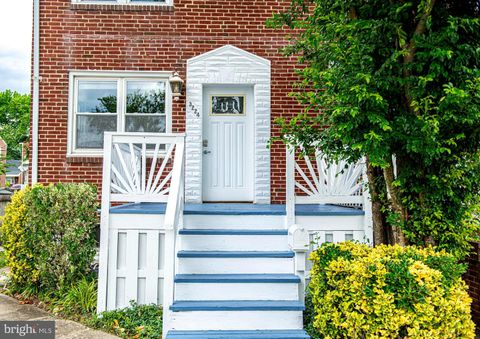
[0,294,118,338]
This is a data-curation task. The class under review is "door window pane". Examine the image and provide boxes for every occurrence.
[126,81,165,114]
[125,116,166,133]
[78,81,117,113]
[76,115,117,149]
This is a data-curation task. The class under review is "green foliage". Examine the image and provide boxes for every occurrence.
[0,184,98,293]
[0,90,30,159]
[90,302,163,339]
[0,249,7,269]
[304,291,321,339]
[0,157,5,176]
[25,183,98,290]
[0,187,39,288]
[268,0,480,257]
[308,242,475,338]
[56,277,98,317]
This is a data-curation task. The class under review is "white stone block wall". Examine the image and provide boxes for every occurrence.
[185,45,271,204]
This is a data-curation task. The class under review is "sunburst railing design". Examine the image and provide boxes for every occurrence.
[105,133,184,203]
[293,149,365,205]
[286,146,369,227]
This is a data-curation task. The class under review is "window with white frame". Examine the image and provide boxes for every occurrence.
[69,73,171,155]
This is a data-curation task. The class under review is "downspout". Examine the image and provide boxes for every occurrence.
[31,0,40,184]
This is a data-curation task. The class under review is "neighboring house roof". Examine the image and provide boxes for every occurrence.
[6,160,23,177]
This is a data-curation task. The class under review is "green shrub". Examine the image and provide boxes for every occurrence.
[26,183,98,290]
[0,184,98,293]
[0,187,39,288]
[303,290,321,339]
[0,250,6,268]
[309,242,475,339]
[90,302,163,339]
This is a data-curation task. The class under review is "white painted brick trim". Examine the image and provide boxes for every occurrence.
[185,45,271,204]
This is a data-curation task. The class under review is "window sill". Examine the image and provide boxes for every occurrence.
[66,155,103,164]
[70,3,174,12]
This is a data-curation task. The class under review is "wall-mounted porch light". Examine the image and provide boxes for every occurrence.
[169,72,184,101]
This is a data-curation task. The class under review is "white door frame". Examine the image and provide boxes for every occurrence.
[185,45,271,204]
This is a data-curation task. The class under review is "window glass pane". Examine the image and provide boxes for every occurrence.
[126,81,165,114]
[78,81,117,113]
[76,115,117,149]
[125,116,166,133]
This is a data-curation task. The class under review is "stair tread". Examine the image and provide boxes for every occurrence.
[177,251,295,258]
[179,229,288,235]
[170,300,305,311]
[175,274,301,283]
[166,330,310,338]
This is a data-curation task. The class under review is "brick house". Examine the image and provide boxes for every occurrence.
[31,1,373,337]
[30,0,304,204]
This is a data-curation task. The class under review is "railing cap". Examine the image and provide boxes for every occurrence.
[105,132,186,138]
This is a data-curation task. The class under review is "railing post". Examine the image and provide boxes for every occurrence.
[162,136,185,338]
[97,133,113,313]
[286,146,296,227]
[286,145,309,303]
[362,158,374,245]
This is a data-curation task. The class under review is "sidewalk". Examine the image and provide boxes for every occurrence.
[0,294,118,338]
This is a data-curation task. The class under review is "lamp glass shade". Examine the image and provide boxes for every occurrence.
[169,72,184,97]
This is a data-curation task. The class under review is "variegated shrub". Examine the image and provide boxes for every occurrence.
[309,242,475,338]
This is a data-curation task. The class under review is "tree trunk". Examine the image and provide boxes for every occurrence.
[366,158,386,245]
[402,0,437,113]
[383,158,407,246]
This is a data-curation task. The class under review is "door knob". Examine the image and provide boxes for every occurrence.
[203,150,211,155]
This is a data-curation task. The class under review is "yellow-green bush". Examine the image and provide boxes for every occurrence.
[0,184,98,293]
[0,187,39,287]
[309,242,475,339]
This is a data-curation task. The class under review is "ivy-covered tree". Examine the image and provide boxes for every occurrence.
[269,0,480,257]
[0,90,30,160]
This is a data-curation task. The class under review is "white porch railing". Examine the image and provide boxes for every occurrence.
[286,146,373,300]
[97,133,185,318]
[286,146,369,225]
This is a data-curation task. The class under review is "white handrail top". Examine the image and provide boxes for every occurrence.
[107,133,186,145]
[106,132,186,138]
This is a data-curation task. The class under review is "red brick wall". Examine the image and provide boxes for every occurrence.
[464,242,480,329]
[33,0,302,203]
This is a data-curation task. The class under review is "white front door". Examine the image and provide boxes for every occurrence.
[202,85,254,202]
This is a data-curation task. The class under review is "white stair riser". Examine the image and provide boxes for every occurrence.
[169,311,303,331]
[180,235,289,251]
[178,257,294,274]
[183,215,286,229]
[175,283,299,301]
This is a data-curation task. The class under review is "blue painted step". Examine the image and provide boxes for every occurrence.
[109,202,364,216]
[179,229,288,235]
[175,274,301,283]
[177,251,295,258]
[166,330,310,338]
[170,300,305,312]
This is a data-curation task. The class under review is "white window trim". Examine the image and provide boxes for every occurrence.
[71,0,173,6]
[67,70,173,157]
